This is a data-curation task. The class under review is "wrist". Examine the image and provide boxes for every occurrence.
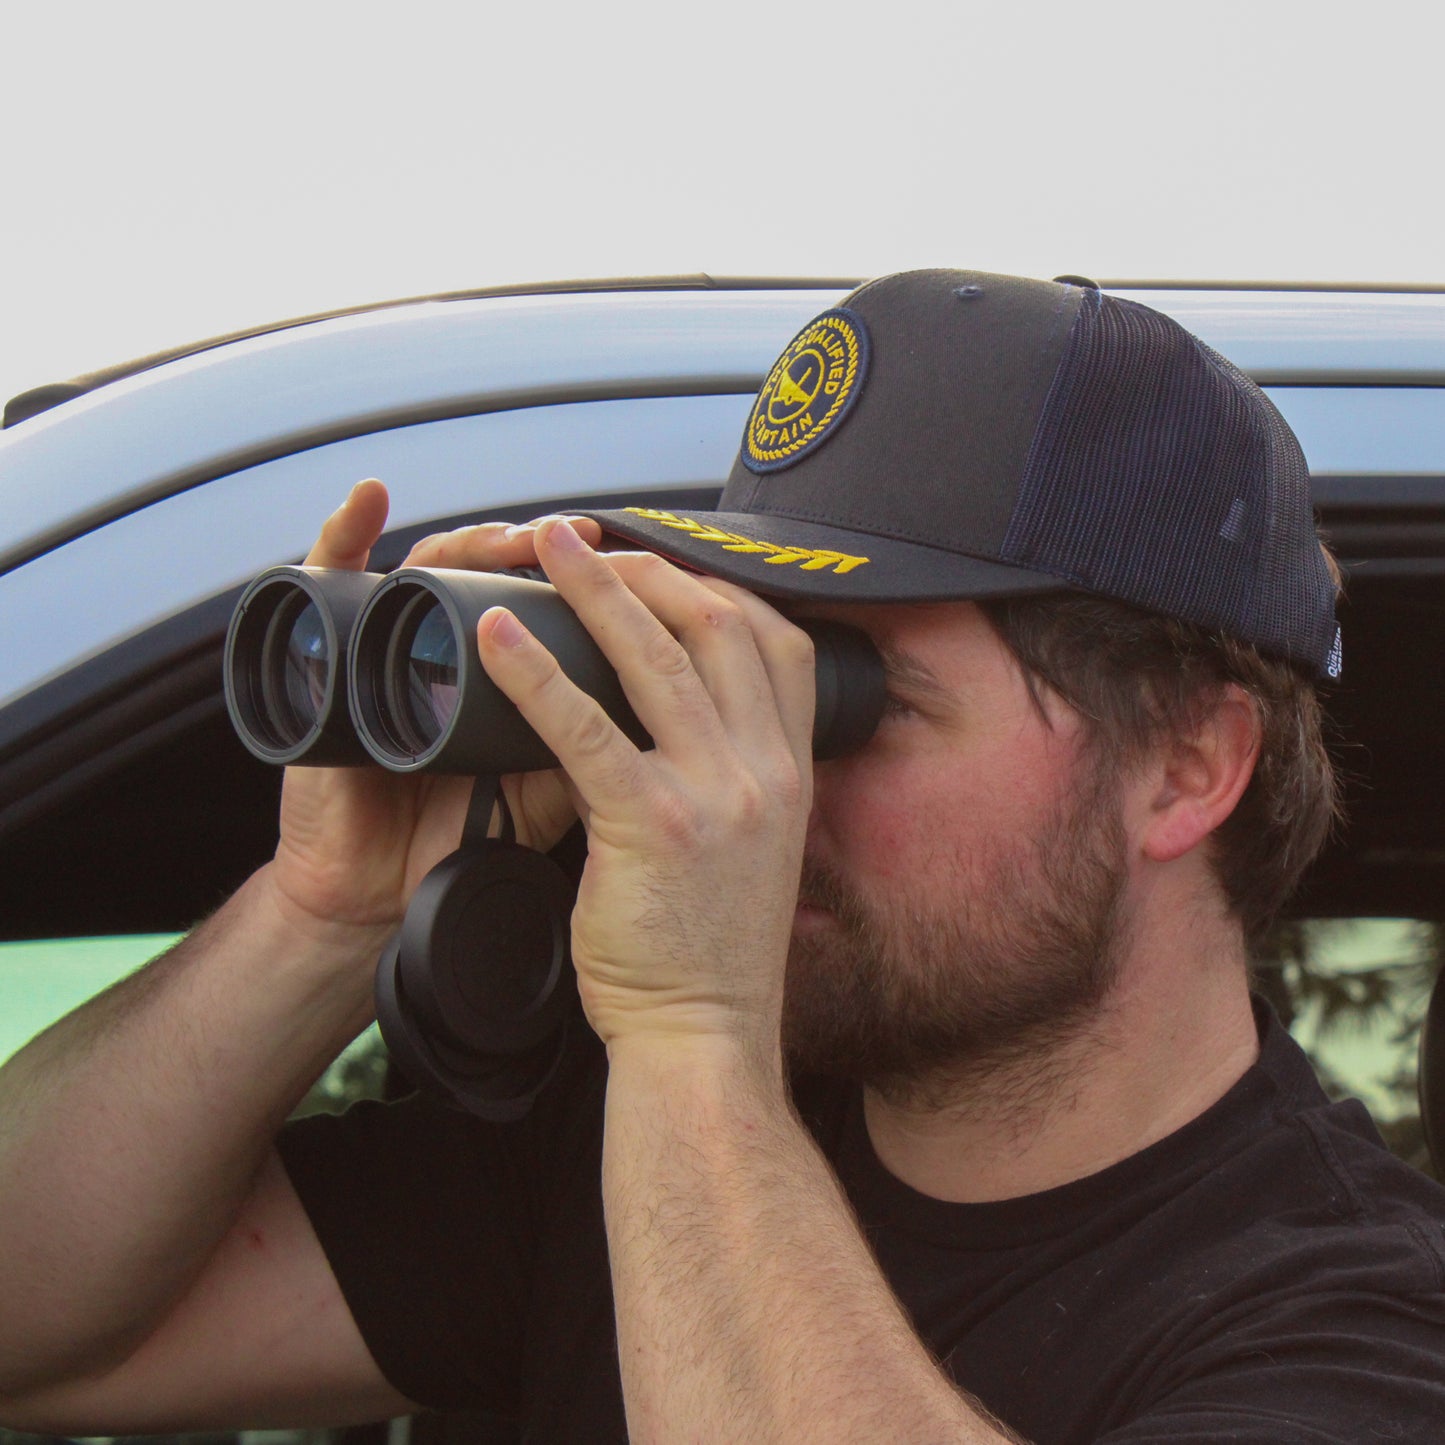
[250,862,397,956]
[605,1024,788,1114]
[234,866,396,1020]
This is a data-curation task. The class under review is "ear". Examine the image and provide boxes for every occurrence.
[1140,685,1261,865]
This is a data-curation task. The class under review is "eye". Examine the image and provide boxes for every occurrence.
[881,691,917,720]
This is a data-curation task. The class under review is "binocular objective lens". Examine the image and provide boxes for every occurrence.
[260,596,330,744]
[402,602,461,747]
[286,601,329,717]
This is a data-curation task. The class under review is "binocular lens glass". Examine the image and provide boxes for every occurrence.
[401,602,461,747]
[260,596,329,744]
[286,601,329,718]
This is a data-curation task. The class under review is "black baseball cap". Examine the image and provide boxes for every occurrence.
[584,269,1341,679]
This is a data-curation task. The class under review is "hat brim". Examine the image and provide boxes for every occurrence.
[580,506,1078,604]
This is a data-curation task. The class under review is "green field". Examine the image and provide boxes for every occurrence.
[0,934,180,1065]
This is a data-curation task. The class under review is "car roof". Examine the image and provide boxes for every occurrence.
[5,278,1444,578]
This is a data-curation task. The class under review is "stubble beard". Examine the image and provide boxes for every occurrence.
[781,760,1130,1113]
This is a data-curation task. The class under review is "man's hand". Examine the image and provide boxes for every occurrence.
[267,482,601,943]
[473,516,816,1055]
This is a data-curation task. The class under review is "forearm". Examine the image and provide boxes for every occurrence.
[0,864,388,1392]
[603,1038,1023,1445]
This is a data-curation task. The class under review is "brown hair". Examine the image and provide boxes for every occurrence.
[977,591,1341,945]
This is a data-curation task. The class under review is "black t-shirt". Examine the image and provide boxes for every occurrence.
[279,1005,1445,1443]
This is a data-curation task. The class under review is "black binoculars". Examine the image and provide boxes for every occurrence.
[224,564,886,774]
[222,560,885,1121]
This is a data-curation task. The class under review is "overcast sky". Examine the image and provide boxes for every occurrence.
[2,0,1439,415]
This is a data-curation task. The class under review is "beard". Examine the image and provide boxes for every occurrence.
[781,758,1129,1109]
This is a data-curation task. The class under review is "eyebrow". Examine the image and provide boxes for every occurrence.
[876,641,956,708]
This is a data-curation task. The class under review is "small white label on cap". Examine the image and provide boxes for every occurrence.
[1326,624,1343,679]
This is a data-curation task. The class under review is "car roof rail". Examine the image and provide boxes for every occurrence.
[10,275,1442,430]
[1,273,863,430]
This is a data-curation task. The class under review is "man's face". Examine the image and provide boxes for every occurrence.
[783,600,1131,1099]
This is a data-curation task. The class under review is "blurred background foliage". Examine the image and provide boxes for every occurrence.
[1253,917,1441,1180]
[292,1023,391,1119]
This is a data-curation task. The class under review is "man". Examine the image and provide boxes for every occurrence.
[1,270,1442,1442]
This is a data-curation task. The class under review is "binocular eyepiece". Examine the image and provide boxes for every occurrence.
[225,564,886,774]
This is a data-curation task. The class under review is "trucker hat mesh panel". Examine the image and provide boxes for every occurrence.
[1204,345,1338,667]
[1003,293,1272,644]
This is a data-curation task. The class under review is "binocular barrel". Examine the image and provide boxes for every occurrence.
[225,565,885,774]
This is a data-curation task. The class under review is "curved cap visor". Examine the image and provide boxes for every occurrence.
[581,505,1077,604]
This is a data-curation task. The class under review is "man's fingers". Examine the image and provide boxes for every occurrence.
[403,522,509,569]
[477,605,646,815]
[600,551,817,773]
[693,574,819,778]
[532,520,738,764]
[304,479,390,569]
[403,515,604,571]
[308,500,606,576]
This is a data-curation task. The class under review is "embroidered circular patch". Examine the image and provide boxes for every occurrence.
[742,308,869,473]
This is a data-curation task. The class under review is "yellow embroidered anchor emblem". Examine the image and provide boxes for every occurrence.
[745,309,866,470]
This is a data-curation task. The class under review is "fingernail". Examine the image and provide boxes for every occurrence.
[486,608,529,647]
[548,519,585,552]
